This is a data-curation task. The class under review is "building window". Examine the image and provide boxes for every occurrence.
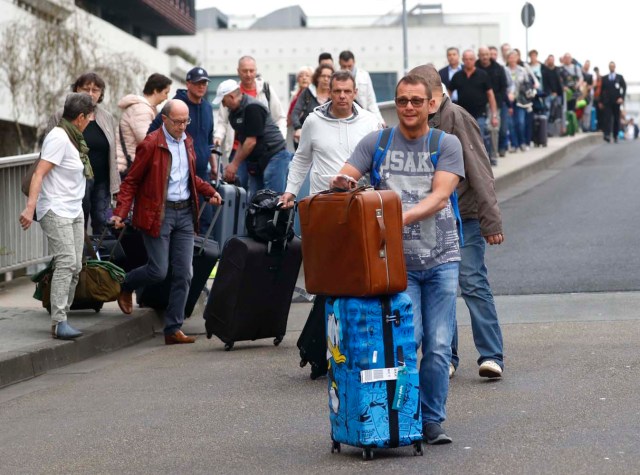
[370,72,397,102]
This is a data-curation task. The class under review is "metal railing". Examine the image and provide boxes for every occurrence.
[0,153,50,277]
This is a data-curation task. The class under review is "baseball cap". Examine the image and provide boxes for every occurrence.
[212,79,240,105]
[186,67,210,83]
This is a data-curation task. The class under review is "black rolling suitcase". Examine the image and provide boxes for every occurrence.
[204,206,302,350]
[139,204,222,318]
[533,114,548,147]
[297,295,328,379]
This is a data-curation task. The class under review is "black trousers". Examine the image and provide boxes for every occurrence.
[603,102,622,139]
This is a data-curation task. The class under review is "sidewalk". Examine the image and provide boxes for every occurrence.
[0,133,601,389]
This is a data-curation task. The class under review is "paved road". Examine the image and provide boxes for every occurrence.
[487,140,640,295]
[0,306,639,474]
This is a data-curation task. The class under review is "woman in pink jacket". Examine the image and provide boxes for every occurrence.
[116,73,172,175]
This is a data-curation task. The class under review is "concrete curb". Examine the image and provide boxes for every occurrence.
[0,311,155,389]
[494,133,601,191]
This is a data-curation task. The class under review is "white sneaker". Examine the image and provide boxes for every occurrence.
[479,360,502,378]
[449,363,456,378]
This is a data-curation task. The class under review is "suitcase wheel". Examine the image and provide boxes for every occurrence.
[224,342,234,351]
[206,332,212,340]
[46,305,51,315]
[93,304,102,313]
[299,359,308,368]
[362,448,373,461]
[413,441,424,456]
[331,441,341,454]
[273,335,284,346]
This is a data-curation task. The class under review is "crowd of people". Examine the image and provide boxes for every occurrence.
[440,44,629,163]
[17,43,628,444]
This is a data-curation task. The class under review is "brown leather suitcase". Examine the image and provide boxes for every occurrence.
[298,187,406,296]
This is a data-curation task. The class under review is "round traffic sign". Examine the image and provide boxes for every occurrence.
[521,2,535,28]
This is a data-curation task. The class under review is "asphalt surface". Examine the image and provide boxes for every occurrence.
[487,139,640,295]
[0,309,638,474]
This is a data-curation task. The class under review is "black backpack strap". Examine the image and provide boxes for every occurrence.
[118,125,132,168]
[263,81,271,110]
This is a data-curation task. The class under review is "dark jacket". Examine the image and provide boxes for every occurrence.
[542,66,563,96]
[429,96,503,236]
[114,128,216,238]
[438,66,457,93]
[291,86,321,131]
[476,59,508,106]
[600,73,626,105]
[148,89,214,176]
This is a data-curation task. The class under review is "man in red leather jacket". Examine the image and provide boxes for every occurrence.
[112,99,221,345]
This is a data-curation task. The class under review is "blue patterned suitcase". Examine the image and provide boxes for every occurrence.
[326,293,423,460]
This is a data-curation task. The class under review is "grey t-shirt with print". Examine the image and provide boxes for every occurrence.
[347,128,465,271]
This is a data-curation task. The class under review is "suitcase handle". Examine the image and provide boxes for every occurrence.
[375,208,387,253]
[198,201,224,249]
[84,225,128,262]
[300,185,372,227]
[267,201,296,255]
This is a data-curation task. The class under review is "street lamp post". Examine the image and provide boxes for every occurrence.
[402,0,408,74]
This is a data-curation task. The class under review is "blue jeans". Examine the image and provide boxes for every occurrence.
[123,207,194,335]
[230,149,249,190]
[406,262,459,425]
[452,219,504,369]
[509,106,526,148]
[499,102,510,152]
[475,116,492,158]
[524,110,533,146]
[248,149,292,197]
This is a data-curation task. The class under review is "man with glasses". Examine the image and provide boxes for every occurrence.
[149,67,217,232]
[111,99,222,345]
[412,64,505,381]
[332,74,465,445]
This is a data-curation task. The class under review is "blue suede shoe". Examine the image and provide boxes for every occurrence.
[51,321,83,340]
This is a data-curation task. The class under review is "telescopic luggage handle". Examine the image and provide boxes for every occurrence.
[267,200,297,255]
[211,145,224,189]
[197,198,224,255]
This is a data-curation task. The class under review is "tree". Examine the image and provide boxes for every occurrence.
[0,21,30,153]
[0,14,147,152]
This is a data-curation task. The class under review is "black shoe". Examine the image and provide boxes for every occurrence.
[603,135,610,143]
[423,422,452,445]
[490,158,498,166]
[498,150,506,157]
[614,137,618,143]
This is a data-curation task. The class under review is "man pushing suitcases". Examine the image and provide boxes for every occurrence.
[332,74,465,444]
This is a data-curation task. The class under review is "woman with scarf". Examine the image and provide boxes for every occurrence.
[20,93,96,340]
[45,72,120,235]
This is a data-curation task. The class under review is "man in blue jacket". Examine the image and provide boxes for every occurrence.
[148,67,217,232]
